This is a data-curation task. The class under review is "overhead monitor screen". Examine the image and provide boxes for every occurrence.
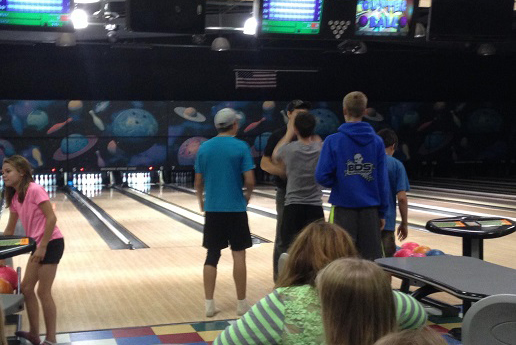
[0,0,73,31]
[354,0,418,37]
[261,0,324,35]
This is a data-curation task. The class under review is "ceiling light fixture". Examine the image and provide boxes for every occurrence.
[71,9,89,29]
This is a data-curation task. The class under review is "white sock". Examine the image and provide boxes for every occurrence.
[205,299,216,317]
[237,299,250,316]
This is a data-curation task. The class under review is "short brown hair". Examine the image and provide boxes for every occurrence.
[343,91,368,118]
[275,221,358,288]
[317,258,397,345]
[373,328,447,345]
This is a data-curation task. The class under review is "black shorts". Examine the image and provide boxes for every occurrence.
[40,238,65,264]
[203,212,252,251]
[281,204,324,250]
[381,230,396,258]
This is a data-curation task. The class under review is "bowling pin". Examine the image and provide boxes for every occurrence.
[89,110,105,131]
[47,118,73,134]
[32,148,43,167]
[95,150,106,167]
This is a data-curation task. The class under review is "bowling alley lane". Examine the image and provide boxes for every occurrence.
[0,189,110,253]
[253,186,516,270]
[88,187,204,248]
[407,193,516,219]
[146,186,279,242]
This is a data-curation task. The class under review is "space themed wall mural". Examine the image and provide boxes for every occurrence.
[0,100,514,179]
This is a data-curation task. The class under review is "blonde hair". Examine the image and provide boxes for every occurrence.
[343,91,368,118]
[373,328,447,345]
[276,221,358,288]
[3,155,34,208]
[316,258,397,345]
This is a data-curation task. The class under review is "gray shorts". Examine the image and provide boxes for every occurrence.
[330,206,382,261]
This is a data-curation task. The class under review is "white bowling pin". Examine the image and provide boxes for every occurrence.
[89,110,105,131]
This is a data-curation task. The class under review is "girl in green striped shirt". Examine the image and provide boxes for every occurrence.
[214,221,427,345]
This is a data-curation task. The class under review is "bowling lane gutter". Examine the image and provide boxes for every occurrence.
[169,184,281,220]
[114,185,271,245]
[410,184,516,200]
[64,186,148,250]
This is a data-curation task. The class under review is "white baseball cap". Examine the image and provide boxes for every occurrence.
[214,108,242,129]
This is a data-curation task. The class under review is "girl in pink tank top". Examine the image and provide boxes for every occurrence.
[3,155,64,345]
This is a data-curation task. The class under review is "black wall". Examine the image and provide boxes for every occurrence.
[1,42,515,102]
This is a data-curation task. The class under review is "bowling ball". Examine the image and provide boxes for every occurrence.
[413,245,431,254]
[112,109,159,152]
[312,108,340,138]
[410,253,426,257]
[467,108,502,134]
[0,266,18,289]
[394,249,413,257]
[395,245,401,252]
[426,249,445,256]
[401,242,419,251]
[0,278,13,294]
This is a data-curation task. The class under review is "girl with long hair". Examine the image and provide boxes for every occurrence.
[3,155,64,345]
[214,221,426,344]
[316,258,397,345]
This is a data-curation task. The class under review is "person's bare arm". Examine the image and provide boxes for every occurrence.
[194,173,205,212]
[260,156,286,177]
[31,201,57,263]
[3,211,18,236]
[396,191,408,241]
[272,123,296,163]
[243,170,255,204]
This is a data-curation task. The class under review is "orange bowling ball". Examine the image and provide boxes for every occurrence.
[413,245,431,254]
[0,278,13,294]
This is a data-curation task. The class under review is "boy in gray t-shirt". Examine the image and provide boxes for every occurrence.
[272,111,324,254]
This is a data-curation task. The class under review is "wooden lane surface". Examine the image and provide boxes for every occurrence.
[5,187,275,334]
[147,186,280,242]
[11,243,275,333]
[90,188,203,248]
[408,196,516,219]
[0,190,109,253]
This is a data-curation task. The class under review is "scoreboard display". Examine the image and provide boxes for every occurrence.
[261,0,324,35]
[258,0,420,40]
[0,0,73,31]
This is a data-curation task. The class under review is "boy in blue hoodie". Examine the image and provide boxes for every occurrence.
[315,91,389,260]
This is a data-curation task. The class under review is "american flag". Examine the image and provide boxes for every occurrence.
[235,69,277,89]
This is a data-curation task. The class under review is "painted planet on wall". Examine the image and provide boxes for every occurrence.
[418,131,454,156]
[177,136,208,166]
[53,134,98,160]
[254,132,272,153]
[26,110,49,131]
[174,107,206,123]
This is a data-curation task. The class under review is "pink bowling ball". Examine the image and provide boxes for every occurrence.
[0,266,18,289]
[394,249,413,257]
[401,242,420,251]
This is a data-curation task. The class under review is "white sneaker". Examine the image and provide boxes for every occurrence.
[237,299,250,316]
[205,299,219,317]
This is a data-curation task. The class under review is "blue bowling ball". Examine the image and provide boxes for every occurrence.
[426,249,445,256]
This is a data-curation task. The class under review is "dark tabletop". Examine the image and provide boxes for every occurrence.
[376,256,516,300]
